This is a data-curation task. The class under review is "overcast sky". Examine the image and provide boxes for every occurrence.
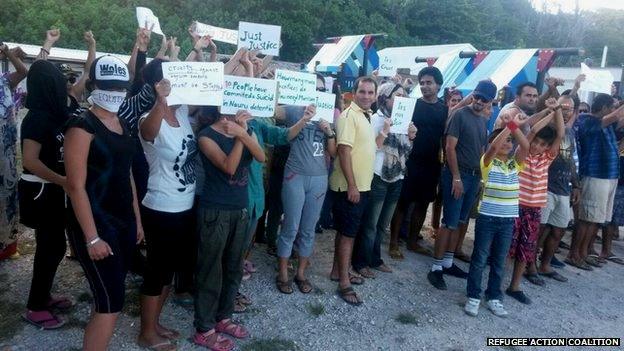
[532,0,624,13]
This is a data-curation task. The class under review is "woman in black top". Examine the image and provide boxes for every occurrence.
[18,60,73,329]
[64,55,144,350]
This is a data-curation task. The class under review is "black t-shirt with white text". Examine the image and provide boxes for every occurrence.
[20,111,65,176]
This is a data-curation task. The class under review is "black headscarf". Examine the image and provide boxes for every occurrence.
[25,60,69,125]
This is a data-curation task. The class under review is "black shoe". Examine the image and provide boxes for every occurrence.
[442,264,468,279]
[427,270,447,290]
[550,256,566,269]
[505,289,532,305]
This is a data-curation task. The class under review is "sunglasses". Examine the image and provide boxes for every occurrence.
[579,109,588,113]
[317,87,327,92]
[474,95,491,103]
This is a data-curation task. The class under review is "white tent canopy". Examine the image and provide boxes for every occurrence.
[377,43,476,77]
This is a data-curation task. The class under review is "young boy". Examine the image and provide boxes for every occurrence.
[506,104,565,305]
[465,112,530,317]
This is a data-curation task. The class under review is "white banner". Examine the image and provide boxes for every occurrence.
[237,21,281,56]
[276,69,317,106]
[161,62,224,106]
[136,7,165,36]
[221,75,277,117]
[390,97,416,134]
[193,21,238,45]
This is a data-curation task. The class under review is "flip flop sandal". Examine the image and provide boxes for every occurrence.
[539,271,568,282]
[294,277,313,294]
[276,277,293,294]
[373,264,393,273]
[356,268,376,279]
[46,296,74,311]
[23,310,65,330]
[389,247,405,260]
[564,258,593,271]
[588,254,607,264]
[138,339,177,351]
[337,287,363,306]
[158,327,180,340]
[585,257,603,268]
[233,300,247,313]
[236,292,252,305]
[524,273,545,286]
[605,255,624,265]
[331,273,364,285]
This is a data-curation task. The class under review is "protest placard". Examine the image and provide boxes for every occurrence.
[136,7,165,36]
[193,21,238,45]
[579,63,614,94]
[161,62,224,106]
[237,21,281,56]
[221,75,277,117]
[275,69,317,106]
[377,53,397,77]
[390,97,416,134]
[311,92,336,122]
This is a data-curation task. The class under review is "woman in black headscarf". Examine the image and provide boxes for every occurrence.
[18,60,73,329]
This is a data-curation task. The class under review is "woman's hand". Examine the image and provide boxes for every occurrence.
[87,239,113,261]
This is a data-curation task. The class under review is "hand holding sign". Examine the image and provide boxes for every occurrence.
[390,97,417,134]
[238,21,281,56]
[136,7,164,36]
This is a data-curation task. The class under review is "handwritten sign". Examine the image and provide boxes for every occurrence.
[193,21,238,45]
[276,69,317,106]
[390,97,416,134]
[221,75,277,117]
[161,62,224,106]
[311,92,335,122]
[237,21,281,56]
[377,54,396,77]
[136,7,164,36]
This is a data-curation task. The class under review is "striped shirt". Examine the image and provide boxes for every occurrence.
[479,156,523,218]
[519,152,556,207]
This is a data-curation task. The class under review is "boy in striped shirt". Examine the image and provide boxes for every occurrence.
[465,112,529,317]
[506,104,565,305]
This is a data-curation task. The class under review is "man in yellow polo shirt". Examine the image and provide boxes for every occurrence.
[328,76,377,306]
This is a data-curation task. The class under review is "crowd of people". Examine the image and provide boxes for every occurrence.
[0,25,623,351]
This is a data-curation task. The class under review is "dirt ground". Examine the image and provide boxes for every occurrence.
[0,218,623,351]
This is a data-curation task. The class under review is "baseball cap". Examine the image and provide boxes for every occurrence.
[89,55,130,90]
[473,80,497,102]
[56,63,80,76]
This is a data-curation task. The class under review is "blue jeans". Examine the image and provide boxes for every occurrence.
[440,166,481,230]
[466,214,514,300]
[353,175,402,270]
[277,170,327,258]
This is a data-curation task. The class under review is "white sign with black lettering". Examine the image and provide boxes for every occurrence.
[276,69,317,106]
[237,21,281,56]
[310,92,336,122]
[389,97,416,134]
[221,75,277,117]
[193,21,238,45]
[161,62,224,106]
[377,54,396,77]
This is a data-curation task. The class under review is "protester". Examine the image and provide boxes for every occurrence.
[18,60,72,329]
[465,111,530,317]
[194,108,265,350]
[389,67,447,260]
[352,82,416,278]
[329,76,377,305]
[506,101,564,305]
[0,43,27,260]
[64,55,143,349]
[428,80,496,290]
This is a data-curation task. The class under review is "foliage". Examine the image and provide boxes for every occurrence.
[0,0,623,65]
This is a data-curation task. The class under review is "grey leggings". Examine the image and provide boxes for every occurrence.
[277,170,327,258]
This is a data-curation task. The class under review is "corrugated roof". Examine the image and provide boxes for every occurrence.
[410,49,473,98]
[306,35,365,72]
[378,43,476,76]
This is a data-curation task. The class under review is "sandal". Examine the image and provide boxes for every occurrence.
[46,296,73,311]
[233,300,247,313]
[539,270,568,282]
[524,273,545,286]
[589,254,607,264]
[138,338,177,351]
[23,310,65,329]
[215,319,249,339]
[605,255,624,265]
[389,246,404,260]
[585,256,603,268]
[356,267,376,279]
[373,264,393,273]
[276,277,293,294]
[243,260,257,273]
[157,326,180,340]
[330,272,364,285]
[338,286,363,306]
[193,330,234,351]
[564,258,593,271]
[294,277,313,294]
[236,292,252,305]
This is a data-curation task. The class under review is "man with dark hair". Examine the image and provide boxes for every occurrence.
[494,81,551,133]
[389,67,446,259]
[428,80,496,290]
[566,93,624,269]
[329,76,377,305]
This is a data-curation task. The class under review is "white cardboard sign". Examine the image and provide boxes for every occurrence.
[311,92,336,122]
[221,75,277,117]
[377,54,396,77]
[579,63,614,94]
[389,97,416,134]
[136,7,165,36]
[276,69,317,106]
[193,21,238,45]
[161,62,224,106]
[237,21,281,56]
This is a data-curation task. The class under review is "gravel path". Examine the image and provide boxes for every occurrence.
[1,222,623,351]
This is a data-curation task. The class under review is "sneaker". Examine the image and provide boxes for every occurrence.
[486,299,509,317]
[505,289,532,305]
[550,256,566,269]
[442,264,468,279]
[464,298,480,316]
[427,270,447,290]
